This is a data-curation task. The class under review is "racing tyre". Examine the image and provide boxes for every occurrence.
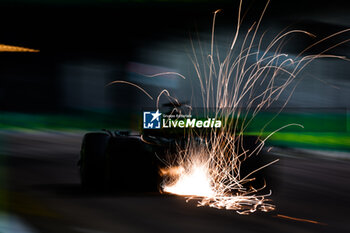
[79,132,110,190]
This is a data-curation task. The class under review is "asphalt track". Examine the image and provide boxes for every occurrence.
[1,131,350,233]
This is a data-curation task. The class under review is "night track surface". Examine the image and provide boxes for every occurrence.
[1,131,350,233]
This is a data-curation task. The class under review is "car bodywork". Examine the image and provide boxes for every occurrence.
[78,126,276,193]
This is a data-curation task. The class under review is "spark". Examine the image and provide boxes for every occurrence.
[109,0,349,215]
[106,80,154,100]
[276,214,326,225]
[141,71,186,80]
[158,1,349,214]
[163,163,215,197]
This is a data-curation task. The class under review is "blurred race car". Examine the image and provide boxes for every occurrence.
[78,104,276,192]
[78,129,274,193]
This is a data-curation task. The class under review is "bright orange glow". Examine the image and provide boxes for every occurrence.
[163,163,215,197]
[0,44,39,52]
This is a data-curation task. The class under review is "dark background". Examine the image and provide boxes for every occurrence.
[0,0,349,113]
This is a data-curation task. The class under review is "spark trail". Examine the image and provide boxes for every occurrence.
[109,0,349,214]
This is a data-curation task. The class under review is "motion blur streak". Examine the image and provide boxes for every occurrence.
[0,44,39,52]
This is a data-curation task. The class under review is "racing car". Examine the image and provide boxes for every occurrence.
[78,107,277,192]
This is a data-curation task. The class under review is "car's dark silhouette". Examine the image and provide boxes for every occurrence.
[78,105,277,193]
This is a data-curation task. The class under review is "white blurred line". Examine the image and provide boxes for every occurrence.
[72,227,112,233]
[270,147,350,160]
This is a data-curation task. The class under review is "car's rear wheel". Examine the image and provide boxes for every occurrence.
[80,132,110,190]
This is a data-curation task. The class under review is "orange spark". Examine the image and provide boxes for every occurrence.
[276,214,326,225]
